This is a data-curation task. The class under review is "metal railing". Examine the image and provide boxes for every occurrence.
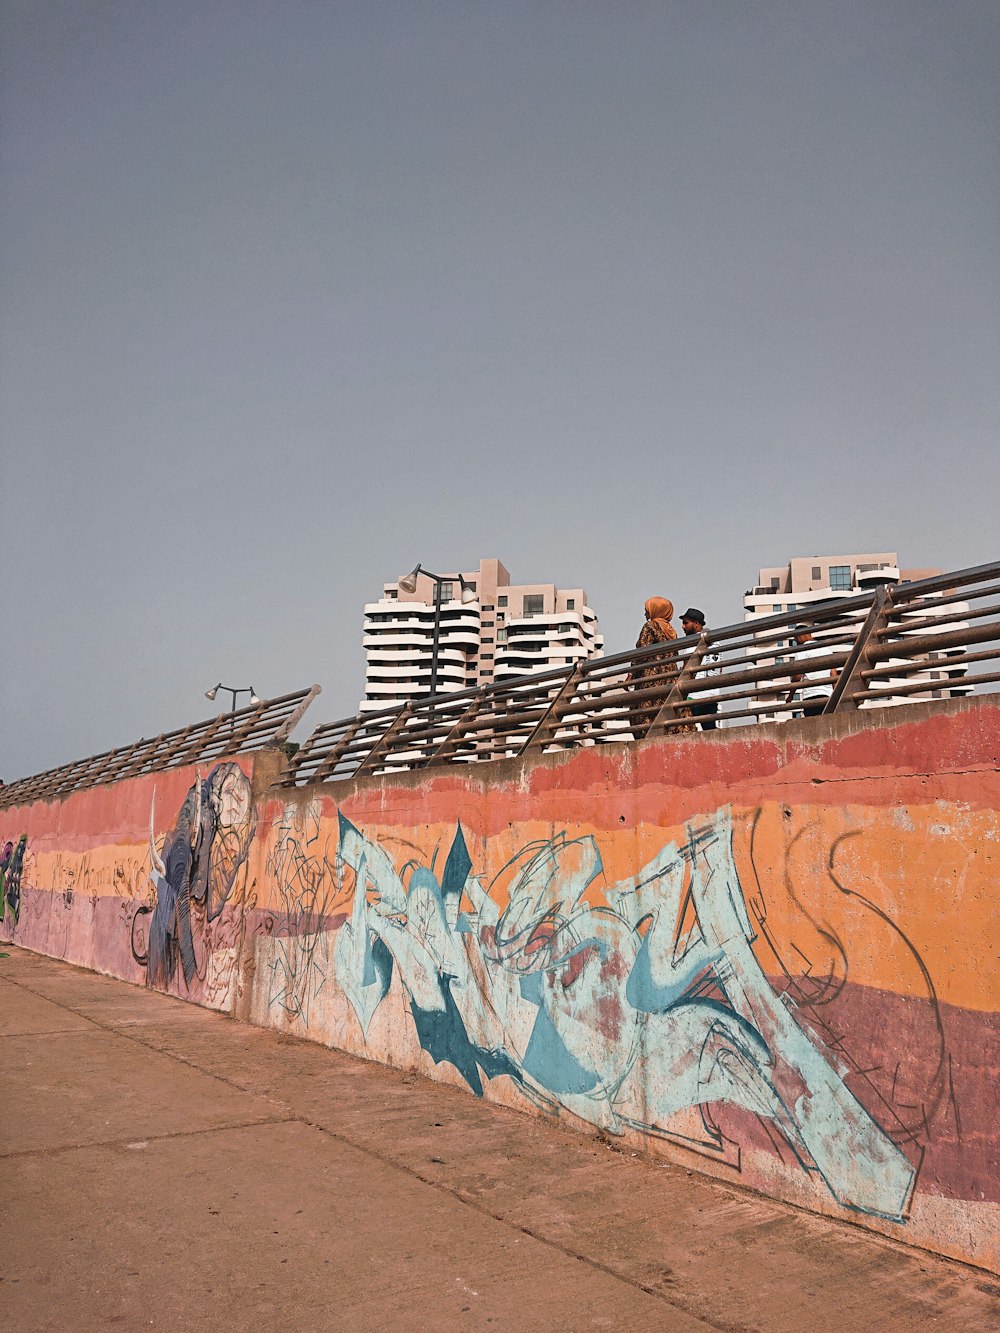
[281,560,1000,787]
[0,685,321,809]
[5,560,996,807]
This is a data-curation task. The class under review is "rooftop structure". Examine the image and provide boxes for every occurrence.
[744,553,940,616]
[360,557,603,712]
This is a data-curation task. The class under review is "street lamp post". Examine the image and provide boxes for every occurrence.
[398,564,478,696]
[204,683,261,712]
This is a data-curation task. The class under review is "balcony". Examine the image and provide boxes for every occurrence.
[855,565,900,589]
[363,630,481,651]
[507,611,589,630]
[495,646,549,664]
[365,656,470,680]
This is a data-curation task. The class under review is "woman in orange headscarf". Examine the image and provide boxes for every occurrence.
[630,597,686,737]
[637,597,677,651]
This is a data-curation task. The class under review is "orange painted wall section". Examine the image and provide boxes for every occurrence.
[2,699,997,1273]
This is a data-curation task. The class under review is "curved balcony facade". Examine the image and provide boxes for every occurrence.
[492,610,603,684]
[360,564,604,710]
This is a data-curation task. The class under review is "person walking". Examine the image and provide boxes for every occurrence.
[679,608,722,729]
[630,597,679,737]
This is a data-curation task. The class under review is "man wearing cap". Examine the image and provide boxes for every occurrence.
[679,608,721,730]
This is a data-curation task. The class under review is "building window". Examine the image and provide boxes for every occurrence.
[437,581,454,602]
[523,594,544,617]
[482,636,493,644]
[566,598,576,610]
[465,580,476,592]
[497,629,507,642]
[811,566,822,580]
[481,652,493,660]
[829,565,851,591]
[386,590,397,599]
[773,605,782,612]
[770,578,780,590]
[497,596,507,608]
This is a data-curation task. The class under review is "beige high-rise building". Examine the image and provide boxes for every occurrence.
[743,552,939,617]
[743,551,972,717]
[360,557,604,712]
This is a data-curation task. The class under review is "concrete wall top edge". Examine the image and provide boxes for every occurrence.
[272,693,1000,812]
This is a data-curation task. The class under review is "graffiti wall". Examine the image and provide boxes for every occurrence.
[2,701,997,1272]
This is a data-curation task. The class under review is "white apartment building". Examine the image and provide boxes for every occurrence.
[360,557,604,712]
[743,552,972,718]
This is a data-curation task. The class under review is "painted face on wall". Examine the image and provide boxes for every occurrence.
[213,765,251,831]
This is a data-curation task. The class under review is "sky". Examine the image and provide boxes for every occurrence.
[2,0,998,781]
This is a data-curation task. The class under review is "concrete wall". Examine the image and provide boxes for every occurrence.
[3,699,997,1273]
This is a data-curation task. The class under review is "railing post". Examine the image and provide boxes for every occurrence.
[824,586,893,713]
[289,719,363,784]
[111,734,165,782]
[353,703,415,776]
[516,664,587,756]
[166,711,235,770]
[421,694,486,767]
[273,683,322,743]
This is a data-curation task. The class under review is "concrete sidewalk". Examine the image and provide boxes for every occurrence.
[1,947,996,1332]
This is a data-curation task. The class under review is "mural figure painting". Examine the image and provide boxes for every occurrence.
[264,802,343,1028]
[131,763,255,999]
[0,835,27,925]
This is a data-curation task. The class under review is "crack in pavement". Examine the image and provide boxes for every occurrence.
[0,1027,104,1038]
[0,1115,300,1161]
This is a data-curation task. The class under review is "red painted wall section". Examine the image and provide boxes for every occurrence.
[2,698,997,1272]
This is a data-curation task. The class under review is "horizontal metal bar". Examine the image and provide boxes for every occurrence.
[878,597,1000,639]
[860,644,1000,682]
[850,669,1000,702]
[886,560,1000,602]
[872,620,1000,660]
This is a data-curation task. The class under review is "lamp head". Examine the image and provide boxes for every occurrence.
[249,688,261,706]
[398,564,421,595]
[205,684,220,702]
[459,577,478,605]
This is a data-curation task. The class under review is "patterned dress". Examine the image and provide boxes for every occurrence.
[630,605,683,736]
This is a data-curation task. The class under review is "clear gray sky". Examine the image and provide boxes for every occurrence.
[2,1,997,781]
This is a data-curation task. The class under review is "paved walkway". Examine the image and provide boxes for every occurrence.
[1,946,997,1332]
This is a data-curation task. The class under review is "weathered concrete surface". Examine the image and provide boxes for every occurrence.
[2,948,997,1332]
[5,697,998,1269]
